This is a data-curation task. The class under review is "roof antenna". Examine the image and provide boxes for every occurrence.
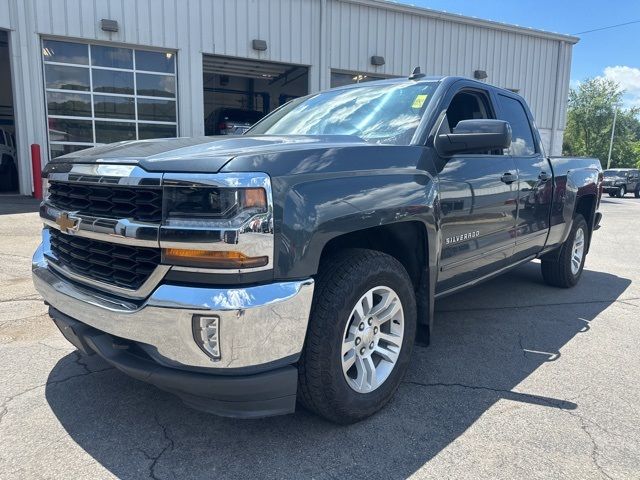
[408,66,426,80]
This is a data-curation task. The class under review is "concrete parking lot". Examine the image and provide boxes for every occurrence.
[0,195,638,479]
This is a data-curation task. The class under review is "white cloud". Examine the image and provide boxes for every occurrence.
[602,65,640,109]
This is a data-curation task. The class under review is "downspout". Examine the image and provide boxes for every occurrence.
[318,0,327,92]
[549,41,565,157]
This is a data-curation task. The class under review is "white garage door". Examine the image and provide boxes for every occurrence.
[42,39,178,159]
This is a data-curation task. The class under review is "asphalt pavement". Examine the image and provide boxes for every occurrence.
[0,194,639,479]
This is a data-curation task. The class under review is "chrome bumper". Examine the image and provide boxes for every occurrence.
[32,243,314,370]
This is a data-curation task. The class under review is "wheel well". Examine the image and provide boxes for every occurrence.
[319,222,429,325]
[575,194,595,229]
[575,194,596,251]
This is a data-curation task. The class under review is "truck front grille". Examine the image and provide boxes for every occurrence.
[49,229,161,290]
[48,181,162,222]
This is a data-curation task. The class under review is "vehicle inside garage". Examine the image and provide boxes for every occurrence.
[203,55,308,136]
[0,30,18,193]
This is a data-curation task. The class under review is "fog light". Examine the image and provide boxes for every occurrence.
[193,315,221,360]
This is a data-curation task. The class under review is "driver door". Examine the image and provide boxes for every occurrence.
[436,85,518,294]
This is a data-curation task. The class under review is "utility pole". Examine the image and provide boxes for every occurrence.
[606,107,618,169]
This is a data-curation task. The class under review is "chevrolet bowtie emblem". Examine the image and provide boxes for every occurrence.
[55,212,81,234]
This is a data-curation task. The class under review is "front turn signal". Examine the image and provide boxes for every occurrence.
[162,248,268,269]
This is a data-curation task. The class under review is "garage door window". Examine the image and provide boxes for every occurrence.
[42,39,178,159]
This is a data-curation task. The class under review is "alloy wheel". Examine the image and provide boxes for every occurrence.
[341,286,404,393]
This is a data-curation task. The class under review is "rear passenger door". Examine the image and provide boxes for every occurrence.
[496,93,552,260]
[436,84,519,294]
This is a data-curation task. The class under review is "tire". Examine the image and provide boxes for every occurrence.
[298,249,417,424]
[608,192,615,198]
[617,186,626,198]
[635,187,640,199]
[541,214,588,288]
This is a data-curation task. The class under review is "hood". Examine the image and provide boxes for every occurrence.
[50,135,367,173]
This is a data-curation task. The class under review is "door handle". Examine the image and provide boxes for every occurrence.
[538,171,550,182]
[501,172,518,184]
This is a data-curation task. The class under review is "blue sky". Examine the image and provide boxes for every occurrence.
[398,0,640,107]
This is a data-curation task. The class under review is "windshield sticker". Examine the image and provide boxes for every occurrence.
[412,94,428,109]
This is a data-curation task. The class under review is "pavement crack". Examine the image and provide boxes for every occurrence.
[404,380,615,478]
[517,333,528,358]
[0,365,115,428]
[0,296,42,304]
[144,413,175,480]
[565,409,614,480]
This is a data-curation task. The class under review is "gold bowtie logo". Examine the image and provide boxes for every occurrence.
[55,212,81,234]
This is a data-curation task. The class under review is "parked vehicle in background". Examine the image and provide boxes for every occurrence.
[0,128,18,192]
[204,108,264,136]
[33,75,603,424]
[603,168,640,198]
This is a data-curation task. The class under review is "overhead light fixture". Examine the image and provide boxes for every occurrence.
[100,19,119,33]
[370,55,385,66]
[474,70,488,80]
[252,39,267,51]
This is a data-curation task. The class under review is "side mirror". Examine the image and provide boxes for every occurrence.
[435,119,512,157]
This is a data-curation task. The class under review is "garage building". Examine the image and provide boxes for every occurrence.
[0,0,578,196]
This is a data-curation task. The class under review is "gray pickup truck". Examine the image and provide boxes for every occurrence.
[33,75,602,424]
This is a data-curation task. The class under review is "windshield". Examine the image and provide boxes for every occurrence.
[604,170,625,178]
[247,81,438,145]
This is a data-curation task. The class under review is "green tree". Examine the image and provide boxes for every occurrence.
[563,77,640,169]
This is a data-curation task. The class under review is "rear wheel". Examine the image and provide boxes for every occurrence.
[298,249,417,424]
[541,215,588,288]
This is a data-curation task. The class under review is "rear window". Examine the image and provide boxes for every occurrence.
[498,94,536,156]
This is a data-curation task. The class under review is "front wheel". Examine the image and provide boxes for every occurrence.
[635,187,640,198]
[541,215,588,288]
[298,249,417,424]
[617,186,626,198]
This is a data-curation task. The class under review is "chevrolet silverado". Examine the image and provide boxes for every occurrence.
[33,75,603,424]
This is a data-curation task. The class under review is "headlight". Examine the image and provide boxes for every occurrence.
[163,186,267,228]
[160,175,273,270]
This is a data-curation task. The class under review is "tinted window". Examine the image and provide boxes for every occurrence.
[138,123,177,139]
[47,92,92,117]
[45,64,90,91]
[42,40,89,65]
[135,50,175,73]
[92,69,134,94]
[499,95,536,156]
[91,45,133,69]
[136,73,175,97]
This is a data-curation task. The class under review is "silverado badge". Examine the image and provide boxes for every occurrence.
[55,212,81,234]
[446,230,480,245]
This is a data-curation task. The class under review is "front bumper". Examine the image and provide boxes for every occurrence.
[32,241,314,370]
[32,238,314,417]
[602,185,621,193]
[50,308,299,418]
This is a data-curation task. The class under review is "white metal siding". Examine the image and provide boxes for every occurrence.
[1,0,575,194]
[327,0,571,136]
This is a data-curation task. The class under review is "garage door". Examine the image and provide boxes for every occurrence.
[42,39,179,160]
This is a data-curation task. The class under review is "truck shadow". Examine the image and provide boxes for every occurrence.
[45,262,631,480]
